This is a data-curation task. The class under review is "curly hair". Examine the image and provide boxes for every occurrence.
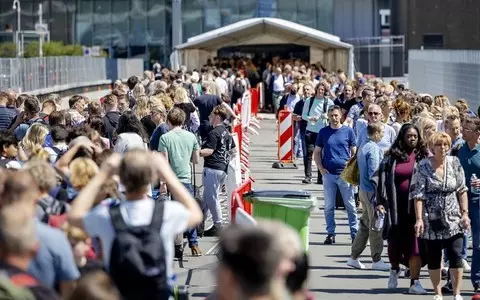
[387,123,429,163]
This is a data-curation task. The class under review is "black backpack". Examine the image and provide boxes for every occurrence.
[108,201,169,300]
[231,80,245,103]
[37,196,69,224]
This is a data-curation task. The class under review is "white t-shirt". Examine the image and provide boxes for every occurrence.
[114,132,148,154]
[215,77,228,95]
[83,198,189,281]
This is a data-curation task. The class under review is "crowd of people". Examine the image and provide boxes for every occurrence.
[268,62,480,300]
[0,58,320,300]
[1,53,480,300]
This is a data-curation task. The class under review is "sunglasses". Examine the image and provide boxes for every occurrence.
[368,111,381,116]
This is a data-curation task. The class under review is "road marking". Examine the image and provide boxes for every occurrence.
[205,242,220,255]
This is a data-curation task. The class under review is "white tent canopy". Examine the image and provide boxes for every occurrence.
[170,17,354,78]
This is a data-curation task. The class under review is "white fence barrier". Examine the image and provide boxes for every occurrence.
[409,50,480,110]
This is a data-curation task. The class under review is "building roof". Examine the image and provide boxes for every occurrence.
[175,17,352,51]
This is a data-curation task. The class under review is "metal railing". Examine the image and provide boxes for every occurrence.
[409,50,480,110]
[0,56,144,94]
[344,35,406,77]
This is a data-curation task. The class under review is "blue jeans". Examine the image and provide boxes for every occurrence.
[323,173,358,239]
[471,199,480,287]
[294,126,303,158]
[175,183,198,247]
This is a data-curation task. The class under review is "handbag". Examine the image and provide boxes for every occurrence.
[341,153,359,186]
[427,162,449,231]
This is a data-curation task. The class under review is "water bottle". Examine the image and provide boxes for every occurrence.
[372,211,385,232]
[471,174,480,194]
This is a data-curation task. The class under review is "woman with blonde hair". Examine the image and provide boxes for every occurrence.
[174,87,200,132]
[150,93,173,111]
[69,157,99,192]
[21,123,49,157]
[417,117,437,150]
[133,94,156,138]
[132,84,145,101]
[434,95,451,108]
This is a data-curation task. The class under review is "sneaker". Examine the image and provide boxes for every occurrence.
[204,225,221,237]
[453,295,463,300]
[404,267,411,278]
[372,260,391,271]
[462,259,471,272]
[432,295,443,300]
[409,280,427,295]
[442,268,449,280]
[387,269,400,289]
[441,281,453,294]
[302,177,312,184]
[347,258,366,269]
[324,234,335,244]
[190,245,203,257]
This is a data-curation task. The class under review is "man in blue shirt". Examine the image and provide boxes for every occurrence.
[348,122,390,271]
[356,104,397,152]
[452,117,480,294]
[314,105,358,244]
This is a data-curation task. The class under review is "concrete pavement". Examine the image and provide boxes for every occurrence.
[177,117,474,299]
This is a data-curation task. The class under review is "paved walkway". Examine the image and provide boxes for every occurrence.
[175,117,475,299]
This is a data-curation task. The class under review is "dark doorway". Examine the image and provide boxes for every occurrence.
[217,44,310,63]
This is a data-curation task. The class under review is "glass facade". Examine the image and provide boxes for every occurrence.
[0,0,334,65]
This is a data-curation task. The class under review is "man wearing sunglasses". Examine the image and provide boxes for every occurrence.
[356,104,397,152]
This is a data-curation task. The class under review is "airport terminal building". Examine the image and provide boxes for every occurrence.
[0,0,388,66]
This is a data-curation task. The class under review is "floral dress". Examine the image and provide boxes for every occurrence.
[409,156,468,240]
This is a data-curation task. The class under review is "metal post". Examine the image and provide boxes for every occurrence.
[172,0,183,48]
[12,0,21,57]
[39,3,43,58]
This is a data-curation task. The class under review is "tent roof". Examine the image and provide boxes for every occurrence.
[175,18,352,51]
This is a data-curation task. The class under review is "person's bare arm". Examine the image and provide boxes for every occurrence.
[314,146,328,175]
[221,102,237,118]
[200,148,214,157]
[68,154,121,230]
[191,149,200,164]
[350,146,357,157]
[55,140,96,174]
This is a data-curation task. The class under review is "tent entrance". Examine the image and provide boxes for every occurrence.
[217,44,310,62]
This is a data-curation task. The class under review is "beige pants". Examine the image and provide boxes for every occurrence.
[351,190,384,262]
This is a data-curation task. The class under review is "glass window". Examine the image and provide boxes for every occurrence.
[76,0,93,45]
[182,0,203,41]
[50,0,75,43]
[238,0,256,20]
[129,0,147,47]
[111,0,129,48]
[316,0,333,33]
[277,0,297,23]
[147,0,170,65]
[93,0,111,47]
[296,0,316,29]
[204,1,221,32]
[220,1,239,25]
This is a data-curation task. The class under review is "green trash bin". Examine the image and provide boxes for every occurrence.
[243,190,315,250]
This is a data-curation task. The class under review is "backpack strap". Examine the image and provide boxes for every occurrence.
[109,204,129,232]
[307,97,315,115]
[150,201,164,231]
[323,97,329,113]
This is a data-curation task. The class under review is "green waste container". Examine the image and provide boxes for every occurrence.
[243,190,315,250]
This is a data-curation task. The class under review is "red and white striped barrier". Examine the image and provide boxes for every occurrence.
[272,109,298,169]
